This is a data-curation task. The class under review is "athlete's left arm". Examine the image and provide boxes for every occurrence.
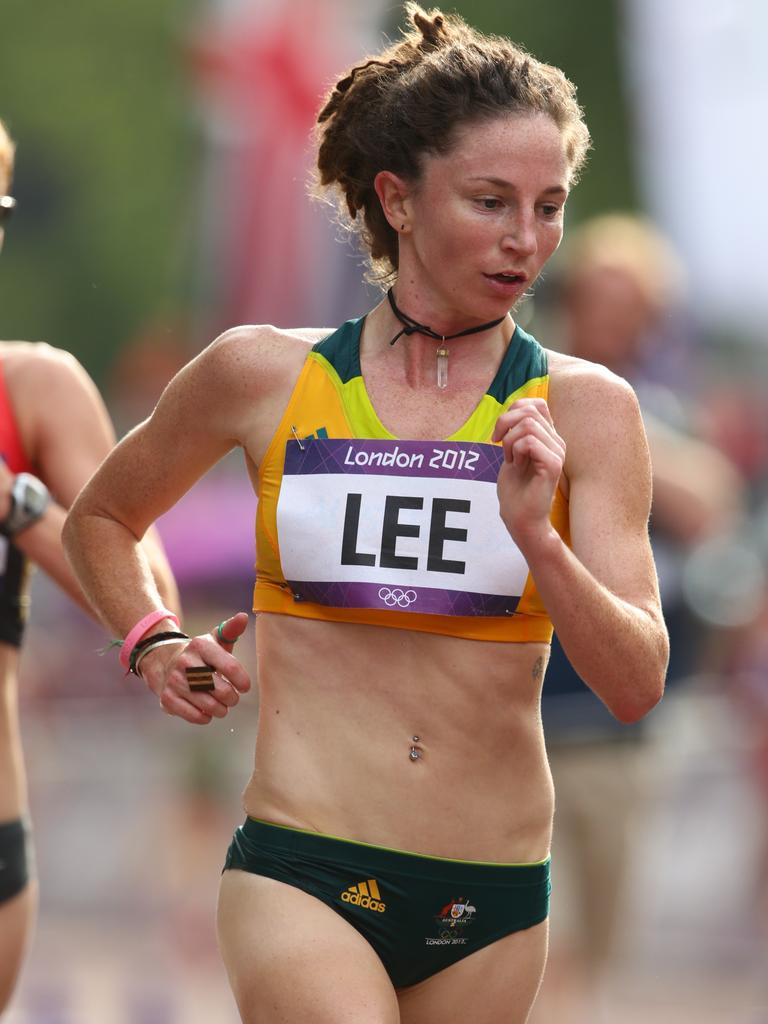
[0,345,180,619]
[494,365,668,723]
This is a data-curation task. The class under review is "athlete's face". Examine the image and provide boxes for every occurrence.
[399,113,570,323]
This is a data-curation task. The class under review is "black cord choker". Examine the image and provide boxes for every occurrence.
[386,288,506,389]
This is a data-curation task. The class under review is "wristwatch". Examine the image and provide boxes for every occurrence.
[0,472,51,538]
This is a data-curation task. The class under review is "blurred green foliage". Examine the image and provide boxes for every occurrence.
[0,0,634,384]
[0,0,199,382]
[392,0,637,219]
[461,0,637,216]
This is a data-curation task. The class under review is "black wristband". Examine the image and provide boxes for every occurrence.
[128,630,189,675]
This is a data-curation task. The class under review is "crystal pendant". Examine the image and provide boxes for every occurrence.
[436,344,449,389]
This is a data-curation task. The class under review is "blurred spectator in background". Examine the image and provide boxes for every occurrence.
[531,213,746,1023]
[0,117,179,1015]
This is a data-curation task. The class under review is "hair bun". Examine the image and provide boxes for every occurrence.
[411,6,448,50]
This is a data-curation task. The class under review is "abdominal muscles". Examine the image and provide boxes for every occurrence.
[243,614,554,863]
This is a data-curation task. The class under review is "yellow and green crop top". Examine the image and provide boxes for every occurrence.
[253,316,570,642]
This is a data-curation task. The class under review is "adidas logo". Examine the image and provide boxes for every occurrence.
[340,879,386,913]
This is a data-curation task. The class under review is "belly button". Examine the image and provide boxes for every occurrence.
[409,735,423,762]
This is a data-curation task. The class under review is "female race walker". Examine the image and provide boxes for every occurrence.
[63,7,668,1022]
[0,118,179,1012]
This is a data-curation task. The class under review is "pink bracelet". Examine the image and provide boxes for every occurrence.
[119,609,181,669]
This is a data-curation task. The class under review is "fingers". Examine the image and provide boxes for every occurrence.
[158,663,246,725]
[496,412,566,468]
[213,611,250,649]
[159,668,241,726]
[492,397,556,443]
[142,616,252,725]
[507,433,565,476]
[160,689,214,726]
[184,626,251,695]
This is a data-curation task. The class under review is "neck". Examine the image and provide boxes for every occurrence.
[386,288,506,347]
[381,289,510,391]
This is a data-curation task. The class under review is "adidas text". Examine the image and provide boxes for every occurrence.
[341,891,386,912]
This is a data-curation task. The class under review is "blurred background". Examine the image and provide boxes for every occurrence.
[2,0,768,1020]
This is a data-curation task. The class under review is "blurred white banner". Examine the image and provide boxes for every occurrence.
[623,0,768,340]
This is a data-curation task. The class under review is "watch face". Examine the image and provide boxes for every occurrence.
[19,477,47,515]
[1,473,51,537]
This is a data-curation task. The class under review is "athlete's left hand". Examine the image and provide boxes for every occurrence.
[492,398,566,548]
[139,612,252,726]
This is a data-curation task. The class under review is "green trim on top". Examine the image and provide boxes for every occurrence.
[312,318,364,385]
[311,315,549,441]
[485,325,548,405]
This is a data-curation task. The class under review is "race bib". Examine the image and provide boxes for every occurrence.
[276,438,529,617]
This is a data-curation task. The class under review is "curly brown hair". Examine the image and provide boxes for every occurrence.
[315,3,590,281]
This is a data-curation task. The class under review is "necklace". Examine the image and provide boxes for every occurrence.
[386,288,506,390]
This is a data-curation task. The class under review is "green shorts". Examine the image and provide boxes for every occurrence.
[223,817,550,988]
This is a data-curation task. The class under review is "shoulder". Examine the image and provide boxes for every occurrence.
[152,325,333,450]
[0,341,104,426]
[546,350,649,481]
[207,323,330,355]
[547,349,642,436]
[190,324,325,390]
[0,339,92,389]
[547,349,638,411]
[0,341,114,467]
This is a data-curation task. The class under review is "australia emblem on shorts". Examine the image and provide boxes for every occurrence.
[425,896,477,945]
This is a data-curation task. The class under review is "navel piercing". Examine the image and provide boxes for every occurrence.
[409,746,422,761]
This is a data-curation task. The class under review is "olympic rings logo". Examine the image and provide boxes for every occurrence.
[378,587,418,608]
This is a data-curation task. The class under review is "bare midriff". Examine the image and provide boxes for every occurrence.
[242,613,554,864]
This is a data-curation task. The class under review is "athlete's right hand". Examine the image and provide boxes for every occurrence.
[137,611,252,725]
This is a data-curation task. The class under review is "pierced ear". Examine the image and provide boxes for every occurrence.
[374,171,412,232]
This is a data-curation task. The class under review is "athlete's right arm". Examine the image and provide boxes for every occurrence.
[1,343,180,619]
[62,325,297,720]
